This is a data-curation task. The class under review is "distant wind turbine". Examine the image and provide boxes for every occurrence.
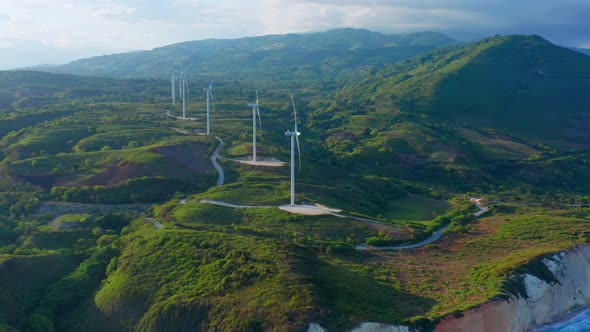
[180,73,189,119]
[204,82,213,135]
[171,72,176,107]
[285,95,301,207]
[248,89,263,162]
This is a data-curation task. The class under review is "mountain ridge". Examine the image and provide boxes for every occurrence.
[38,29,458,80]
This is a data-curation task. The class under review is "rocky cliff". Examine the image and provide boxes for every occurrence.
[307,244,590,332]
[436,244,590,332]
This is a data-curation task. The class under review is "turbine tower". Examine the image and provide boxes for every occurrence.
[248,89,263,162]
[285,95,301,207]
[177,71,189,119]
[204,82,213,135]
[171,73,176,107]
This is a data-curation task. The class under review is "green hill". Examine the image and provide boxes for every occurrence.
[342,35,590,148]
[41,29,457,81]
[295,35,590,194]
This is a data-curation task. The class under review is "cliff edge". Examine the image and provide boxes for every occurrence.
[436,244,590,332]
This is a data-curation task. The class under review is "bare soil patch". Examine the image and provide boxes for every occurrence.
[152,143,212,173]
[228,156,286,167]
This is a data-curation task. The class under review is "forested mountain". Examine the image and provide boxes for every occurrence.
[40,29,457,80]
[329,35,590,148]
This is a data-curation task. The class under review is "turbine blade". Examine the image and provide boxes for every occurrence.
[295,134,301,173]
[210,91,216,115]
[257,106,262,134]
[255,88,259,105]
[290,94,298,133]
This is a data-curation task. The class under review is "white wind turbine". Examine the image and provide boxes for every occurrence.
[178,71,189,119]
[171,72,176,107]
[248,89,263,162]
[285,95,301,207]
[203,82,213,135]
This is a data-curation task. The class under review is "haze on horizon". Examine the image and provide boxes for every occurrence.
[1,0,589,70]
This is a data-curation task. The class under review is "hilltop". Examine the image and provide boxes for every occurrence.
[337,35,590,147]
[39,29,457,81]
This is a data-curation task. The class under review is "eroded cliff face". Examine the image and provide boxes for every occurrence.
[307,244,590,332]
[436,244,590,332]
[307,322,410,332]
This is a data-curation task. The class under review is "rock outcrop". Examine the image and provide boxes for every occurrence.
[307,244,590,332]
[436,244,590,332]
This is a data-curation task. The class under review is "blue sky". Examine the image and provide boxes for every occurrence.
[1,0,589,70]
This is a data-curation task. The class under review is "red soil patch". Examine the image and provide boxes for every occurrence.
[71,143,212,187]
[152,143,212,173]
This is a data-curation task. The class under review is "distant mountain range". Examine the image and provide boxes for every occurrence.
[570,47,590,56]
[39,28,458,81]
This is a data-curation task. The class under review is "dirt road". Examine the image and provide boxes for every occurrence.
[212,137,224,186]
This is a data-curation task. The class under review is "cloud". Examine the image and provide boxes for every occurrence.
[254,0,590,45]
[0,0,589,69]
[0,40,15,49]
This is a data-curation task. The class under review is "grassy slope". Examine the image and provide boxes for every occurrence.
[69,228,317,331]
[368,35,590,147]
[331,207,590,319]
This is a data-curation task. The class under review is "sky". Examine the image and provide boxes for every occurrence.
[1,0,589,70]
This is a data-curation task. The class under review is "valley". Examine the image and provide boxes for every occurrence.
[1,29,590,331]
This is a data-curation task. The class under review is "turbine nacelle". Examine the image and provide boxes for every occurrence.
[285,130,300,137]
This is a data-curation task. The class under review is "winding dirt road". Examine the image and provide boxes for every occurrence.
[357,204,490,251]
[211,137,224,186]
[200,200,271,209]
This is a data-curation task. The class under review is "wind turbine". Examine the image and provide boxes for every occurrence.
[181,75,189,119]
[171,72,176,107]
[248,89,263,162]
[285,95,301,207]
[204,82,213,135]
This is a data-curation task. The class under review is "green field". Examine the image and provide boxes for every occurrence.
[384,196,449,221]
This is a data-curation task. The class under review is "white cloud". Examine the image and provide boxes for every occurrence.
[0,0,589,69]
[0,40,15,49]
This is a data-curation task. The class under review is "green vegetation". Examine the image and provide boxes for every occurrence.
[384,196,449,220]
[3,31,590,331]
[77,229,317,331]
